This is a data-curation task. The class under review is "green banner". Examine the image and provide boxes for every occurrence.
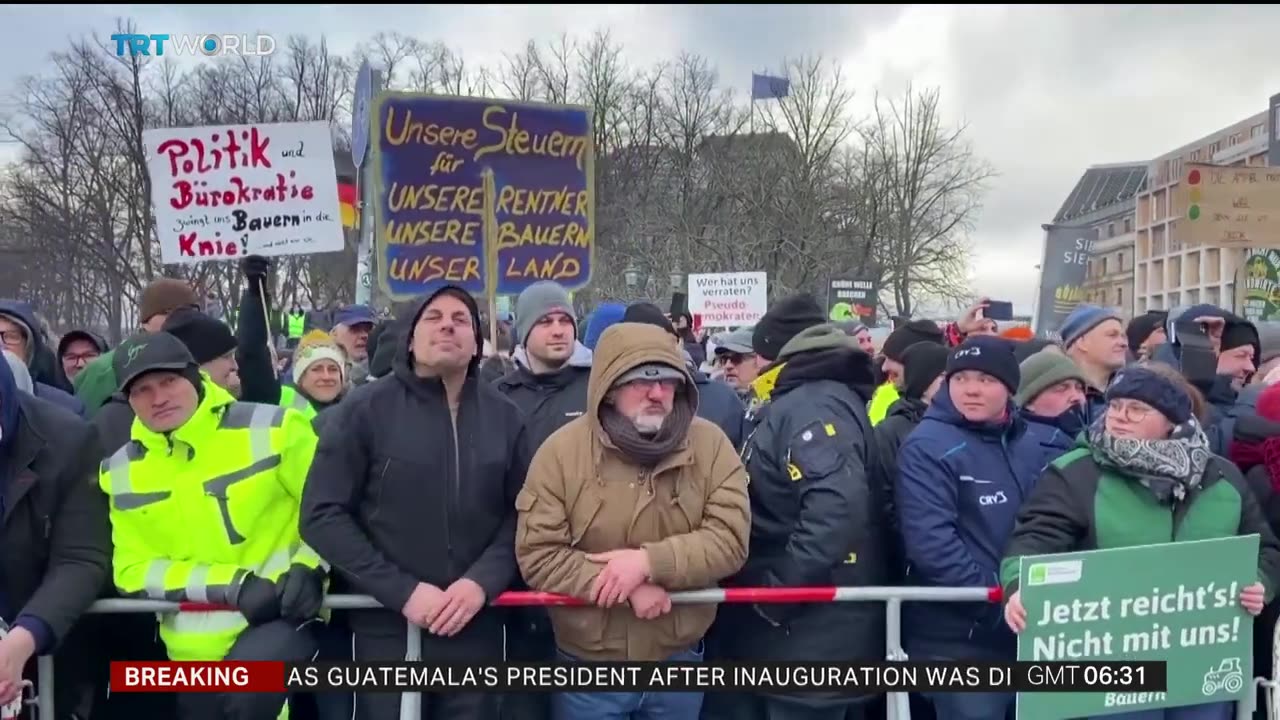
[1016,535,1259,719]
[1243,250,1280,322]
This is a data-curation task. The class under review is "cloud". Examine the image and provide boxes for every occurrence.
[2,4,1278,317]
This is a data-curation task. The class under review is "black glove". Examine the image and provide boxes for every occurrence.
[276,564,326,622]
[234,574,281,625]
[241,255,272,283]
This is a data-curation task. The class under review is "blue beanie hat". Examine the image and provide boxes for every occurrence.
[1106,366,1191,425]
[1059,304,1122,349]
[583,302,626,350]
[946,336,1020,394]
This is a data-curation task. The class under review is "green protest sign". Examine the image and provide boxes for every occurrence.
[1016,535,1259,719]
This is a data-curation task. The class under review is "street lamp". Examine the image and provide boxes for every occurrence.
[623,263,640,292]
[669,269,685,294]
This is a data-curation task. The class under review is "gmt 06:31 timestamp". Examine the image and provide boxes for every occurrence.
[1022,662,1165,692]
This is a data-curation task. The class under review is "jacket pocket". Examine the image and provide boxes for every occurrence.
[569,492,603,547]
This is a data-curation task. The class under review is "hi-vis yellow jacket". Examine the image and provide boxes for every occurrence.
[278,385,316,420]
[868,382,900,426]
[99,377,325,662]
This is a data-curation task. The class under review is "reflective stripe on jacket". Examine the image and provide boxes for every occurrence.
[278,385,317,420]
[99,377,323,661]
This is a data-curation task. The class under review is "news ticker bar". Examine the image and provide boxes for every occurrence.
[111,661,1167,694]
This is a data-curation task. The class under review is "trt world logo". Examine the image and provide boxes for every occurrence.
[111,33,276,58]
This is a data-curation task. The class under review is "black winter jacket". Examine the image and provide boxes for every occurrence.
[727,346,890,692]
[692,370,746,451]
[300,288,531,635]
[495,362,590,452]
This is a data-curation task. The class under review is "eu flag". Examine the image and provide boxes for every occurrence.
[751,73,790,100]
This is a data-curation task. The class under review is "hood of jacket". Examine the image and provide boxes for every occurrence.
[0,300,61,390]
[886,396,928,425]
[772,324,877,401]
[925,381,1025,441]
[133,374,235,454]
[56,329,109,358]
[586,322,698,444]
[393,285,484,399]
[3,349,32,396]
[513,340,593,370]
[0,346,19,457]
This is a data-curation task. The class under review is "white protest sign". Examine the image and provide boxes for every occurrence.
[144,120,344,264]
[688,272,768,326]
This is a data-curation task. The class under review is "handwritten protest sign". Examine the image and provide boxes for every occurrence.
[144,121,344,265]
[688,272,768,326]
[1016,535,1258,719]
[1175,163,1280,248]
[371,93,594,299]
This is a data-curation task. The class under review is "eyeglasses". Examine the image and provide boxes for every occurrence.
[0,329,25,347]
[1107,400,1153,423]
[63,352,99,365]
[718,353,755,366]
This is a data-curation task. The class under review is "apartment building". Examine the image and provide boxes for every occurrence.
[1134,104,1273,314]
[1051,163,1147,316]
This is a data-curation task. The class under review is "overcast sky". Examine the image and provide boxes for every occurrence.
[2,4,1278,314]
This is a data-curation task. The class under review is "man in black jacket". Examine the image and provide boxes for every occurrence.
[0,345,110,718]
[301,284,530,720]
[728,323,892,720]
[493,280,587,720]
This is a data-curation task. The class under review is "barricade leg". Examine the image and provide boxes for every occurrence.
[399,621,422,720]
[36,655,53,720]
[884,598,911,720]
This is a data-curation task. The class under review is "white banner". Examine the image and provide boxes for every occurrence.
[688,271,768,326]
[145,120,345,264]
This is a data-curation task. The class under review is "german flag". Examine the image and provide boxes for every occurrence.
[338,181,358,229]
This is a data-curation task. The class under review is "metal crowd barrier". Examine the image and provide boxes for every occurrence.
[20,587,1268,720]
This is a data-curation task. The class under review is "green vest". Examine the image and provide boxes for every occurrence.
[287,313,305,339]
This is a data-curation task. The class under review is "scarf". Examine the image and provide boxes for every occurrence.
[599,396,694,468]
[1087,416,1213,503]
[1228,438,1280,493]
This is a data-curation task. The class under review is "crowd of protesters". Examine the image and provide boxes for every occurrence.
[1,254,1279,720]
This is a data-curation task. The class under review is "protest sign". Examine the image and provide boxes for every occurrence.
[827,278,879,325]
[1242,250,1280,322]
[1016,535,1259,719]
[1174,163,1280,248]
[144,121,344,265]
[372,93,594,300]
[687,272,768,326]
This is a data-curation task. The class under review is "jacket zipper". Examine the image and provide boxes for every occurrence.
[445,398,459,574]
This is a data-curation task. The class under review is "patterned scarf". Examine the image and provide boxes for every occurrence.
[1087,416,1213,503]
[599,394,695,468]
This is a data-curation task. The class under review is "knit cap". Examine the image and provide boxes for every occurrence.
[514,282,576,346]
[882,319,944,362]
[623,303,676,337]
[752,294,825,361]
[1126,311,1167,353]
[945,336,1020,394]
[1059,304,1122,349]
[293,330,347,385]
[1106,365,1191,425]
[161,309,236,364]
[901,342,950,400]
[139,278,200,324]
[1015,350,1087,407]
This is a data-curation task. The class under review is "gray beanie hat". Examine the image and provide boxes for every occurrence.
[514,281,577,346]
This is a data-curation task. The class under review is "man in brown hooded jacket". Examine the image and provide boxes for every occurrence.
[516,321,750,720]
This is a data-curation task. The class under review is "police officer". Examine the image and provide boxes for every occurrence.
[728,323,893,720]
[100,332,327,720]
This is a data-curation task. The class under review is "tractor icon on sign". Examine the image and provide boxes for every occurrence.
[1202,658,1245,696]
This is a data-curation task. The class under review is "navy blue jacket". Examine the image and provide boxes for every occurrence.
[896,388,1043,655]
[1021,407,1086,474]
[692,369,746,450]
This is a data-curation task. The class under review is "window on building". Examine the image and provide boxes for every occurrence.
[1274,106,1280,138]
[1119,251,1125,270]
[1171,158,1182,178]
[1252,123,1264,139]
[1229,134,1240,147]
[1210,141,1221,156]
[1191,149,1201,163]
[1124,216,1132,233]
[1117,286,1124,310]
[1101,257,1108,275]
[1107,223,1115,238]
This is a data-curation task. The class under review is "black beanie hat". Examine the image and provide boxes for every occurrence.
[1221,318,1261,365]
[623,303,677,337]
[1126,311,1167,354]
[752,294,825,361]
[161,309,237,365]
[882,319,944,362]
[1107,366,1191,425]
[901,342,950,400]
[945,336,1020,394]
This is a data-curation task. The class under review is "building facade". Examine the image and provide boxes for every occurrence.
[1049,164,1146,318]
[1135,108,1272,314]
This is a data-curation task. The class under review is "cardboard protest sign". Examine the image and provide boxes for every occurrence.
[1175,163,1280,249]
[687,272,767,326]
[372,93,595,300]
[1016,535,1258,719]
[144,121,344,264]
